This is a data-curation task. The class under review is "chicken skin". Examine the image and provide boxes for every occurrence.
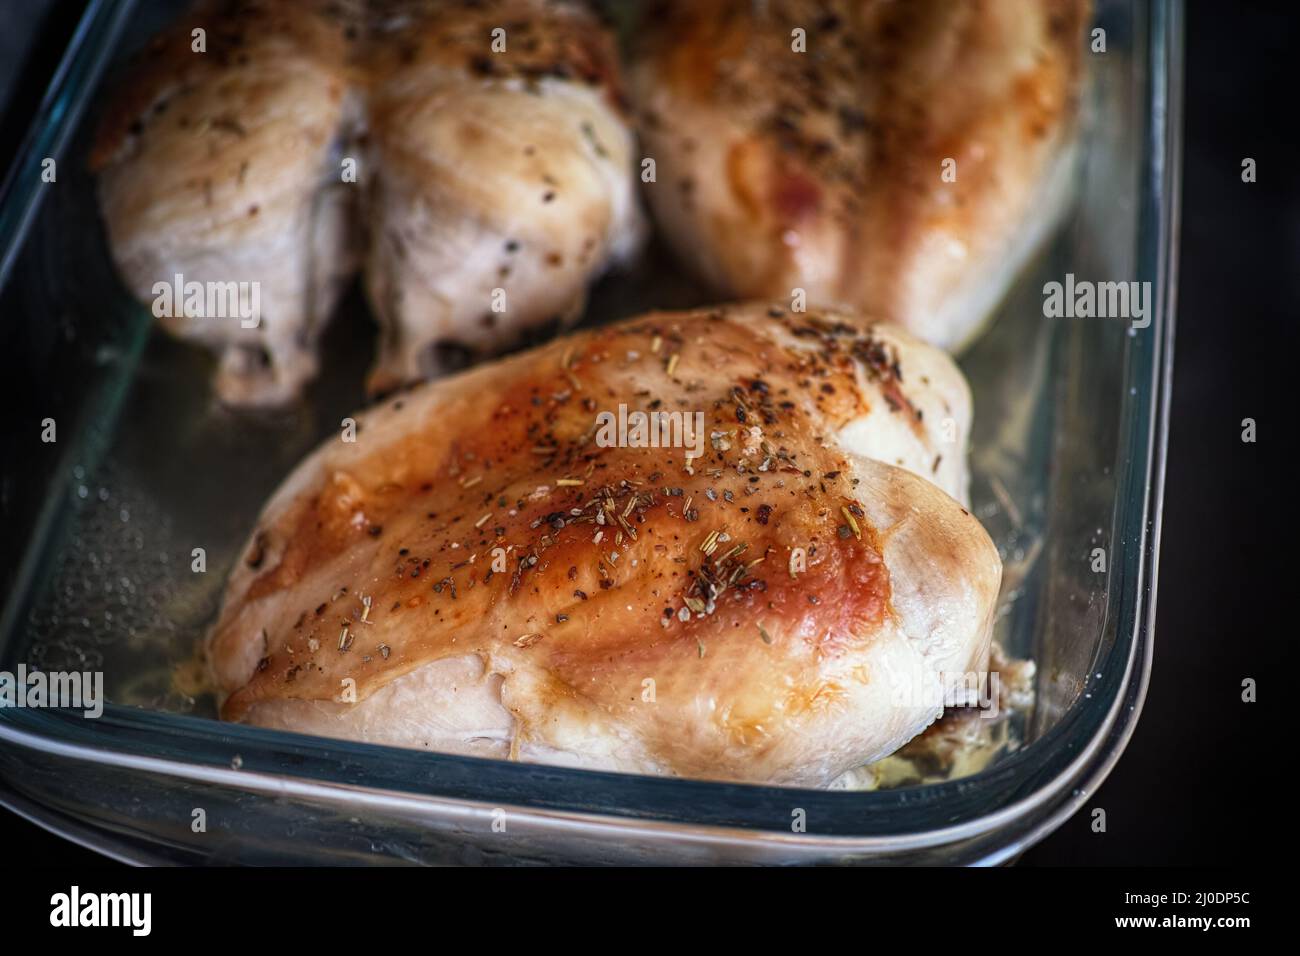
[361,0,645,392]
[208,303,1000,786]
[92,0,644,405]
[91,0,357,406]
[630,0,1090,351]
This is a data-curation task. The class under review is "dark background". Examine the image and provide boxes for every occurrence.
[0,0,1288,867]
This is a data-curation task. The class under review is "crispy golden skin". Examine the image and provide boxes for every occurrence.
[209,303,1000,786]
[632,0,1090,350]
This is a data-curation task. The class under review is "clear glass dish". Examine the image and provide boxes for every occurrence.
[0,0,1179,864]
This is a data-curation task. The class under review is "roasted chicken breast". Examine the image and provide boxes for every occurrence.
[631,0,1089,351]
[361,0,645,392]
[208,303,1000,786]
[91,0,356,406]
[92,0,644,405]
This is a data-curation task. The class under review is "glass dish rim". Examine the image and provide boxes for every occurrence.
[0,0,1179,855]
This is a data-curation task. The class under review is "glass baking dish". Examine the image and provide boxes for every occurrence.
[0,0,1179,864]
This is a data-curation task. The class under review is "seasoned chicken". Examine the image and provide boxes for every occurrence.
[630,0,1089,351]
[207,303,1000,787]
[361,0,646,392]
[91,0,357,406]
[92,0,644,405]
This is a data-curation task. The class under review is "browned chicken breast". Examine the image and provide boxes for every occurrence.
[208,303,1000,786]
[92,0,644,405]
[631,0,1090,351]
